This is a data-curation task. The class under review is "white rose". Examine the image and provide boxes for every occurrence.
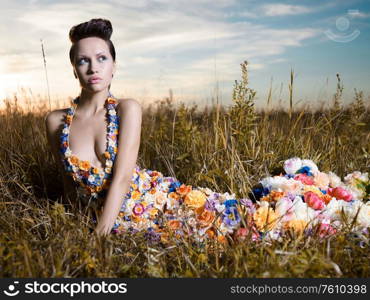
[283,157,302,175]
[301,159,319,174]
[328,171,342,188]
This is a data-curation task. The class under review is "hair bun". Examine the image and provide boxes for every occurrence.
[69,18,113,43]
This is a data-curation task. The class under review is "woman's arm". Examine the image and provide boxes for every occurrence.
[45,110,77,204]
[94,99,142,236]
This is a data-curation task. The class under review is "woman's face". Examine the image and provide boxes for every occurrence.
[73,37,116,93]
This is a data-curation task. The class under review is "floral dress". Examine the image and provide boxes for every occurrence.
[59,94,370,245]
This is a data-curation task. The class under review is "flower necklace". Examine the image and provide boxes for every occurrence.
[59,93,120,199]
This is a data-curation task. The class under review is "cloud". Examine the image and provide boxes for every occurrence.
[1,0,321,104]
[260,4,313,16]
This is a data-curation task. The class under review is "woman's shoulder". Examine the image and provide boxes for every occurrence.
[44,108,69,133]
[115,98,142,115]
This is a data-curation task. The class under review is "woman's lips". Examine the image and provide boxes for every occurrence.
[88,78,102,84]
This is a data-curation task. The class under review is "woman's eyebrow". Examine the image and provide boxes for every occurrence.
[77,51,105,58]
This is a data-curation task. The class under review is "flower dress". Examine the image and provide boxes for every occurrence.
[59,95,370,245]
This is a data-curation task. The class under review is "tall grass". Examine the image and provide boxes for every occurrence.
[0,62,369,277]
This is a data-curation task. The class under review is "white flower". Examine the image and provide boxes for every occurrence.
[344,171,369,184]
[260,176,301,192]
[356,201,370,228]
[88,175,95,183]
[105,167,112,174]
[72,165,79,172]
[65,148,72,157]
[106,160,113,168]
[283,157,302,175]
[109,109,116,115]
[62,127,69,134]
[124,199,136,215]
[301,159,319,175]
[291,196,315,222]
[215,203,225,213]
[328,171,342,188]
[108,138,116,147]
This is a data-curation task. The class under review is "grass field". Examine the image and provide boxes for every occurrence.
[0,62,369,277]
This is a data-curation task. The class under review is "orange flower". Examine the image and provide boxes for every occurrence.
[66,115,73,124]
[149,188,157,194]
[206,228,216,239]
[113,147,118,153]
[261,190,285,202]
[62,141,68,148]
[69,155,79,165]
[107,97,117,104]
[131,183,138,190]
[104,151,111,159]
[321,194,332,205]
[92,167,100,174]
[196,208,216,227]
[79,160,91,171]
[184,190,207,209]
[168,192,180,200]
[168,219,181,230]
[176,184,192,196]
[217,235,227,244]
[96,186,102,192]
[118,211,125,217]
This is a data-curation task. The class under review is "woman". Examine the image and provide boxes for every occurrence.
[44,18,246,243]
[44,18,369,244]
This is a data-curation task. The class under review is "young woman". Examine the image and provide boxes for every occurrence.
[45,18,364,244]
[44,18,248,243]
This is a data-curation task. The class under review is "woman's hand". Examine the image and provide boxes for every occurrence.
[93,224,111,237]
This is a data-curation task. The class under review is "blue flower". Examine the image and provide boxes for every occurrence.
[169,181,182,192]
[222,206,241,227]
[252,186,270,201]
[296,166,314,176]
[224,199,238,208]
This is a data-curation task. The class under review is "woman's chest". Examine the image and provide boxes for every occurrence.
[68,115,109,168]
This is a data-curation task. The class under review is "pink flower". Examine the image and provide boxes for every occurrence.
[133,203,145,216]
[316,223,337,238]
[327,187,352,202]
[304,191,325,210]
[234,227,259,242]
[294,173,315,185]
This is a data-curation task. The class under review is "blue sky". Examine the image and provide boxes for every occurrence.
[0,0,369,110]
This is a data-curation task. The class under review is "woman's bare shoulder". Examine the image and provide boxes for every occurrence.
[116,98,142,115]
[44,108,69,133]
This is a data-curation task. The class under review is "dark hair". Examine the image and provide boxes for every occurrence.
[69,18,116,90]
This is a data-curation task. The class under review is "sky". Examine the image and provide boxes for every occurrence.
[0,0,369,111]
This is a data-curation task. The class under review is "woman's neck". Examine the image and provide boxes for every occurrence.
[76,89,111,118]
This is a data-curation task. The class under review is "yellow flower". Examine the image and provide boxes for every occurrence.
[184,189,207,209]
[283,219,308,234]
[253,204,279,231]
[131,190,142,200]
[303,185,323,196]
[92,167,100,174]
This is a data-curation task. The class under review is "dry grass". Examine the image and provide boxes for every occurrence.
[0,61,369,277]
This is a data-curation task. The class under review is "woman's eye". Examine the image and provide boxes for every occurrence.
[77,58,87,65]
[99,56,107,61]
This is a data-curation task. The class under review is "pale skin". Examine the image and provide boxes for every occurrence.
[44,36,142,237]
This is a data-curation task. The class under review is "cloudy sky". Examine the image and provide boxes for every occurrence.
[1,0,369,110]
